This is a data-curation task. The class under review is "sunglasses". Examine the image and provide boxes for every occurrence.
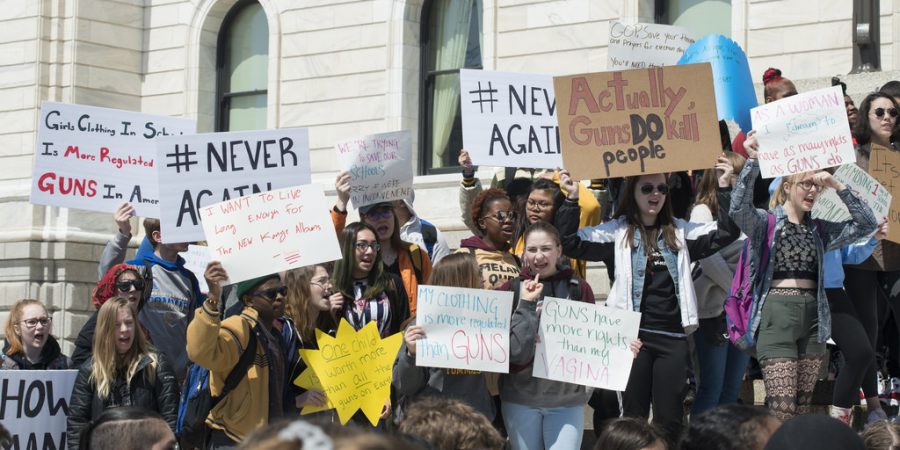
[363,207,393,220]
[253,286,287,302]
[116,279,145,292]
[639,184,669,195]
[482,211,518,222]
[874,107,899,118]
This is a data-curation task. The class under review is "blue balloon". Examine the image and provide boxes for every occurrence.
[678,34,757,132]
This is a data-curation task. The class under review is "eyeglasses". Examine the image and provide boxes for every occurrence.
[363,207,393,221]
[793,180,823,191]
[874,107,899,118]
[310,276,332,288]
[253,286,287,302]
[482,211,518,222]
[354,241,381,252]
[639,184,669,195]
[20,317,51,328]
[526,199,554,211]
[116,279,145,292]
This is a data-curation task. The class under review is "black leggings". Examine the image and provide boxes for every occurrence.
[827,287,878,407]
[623,331,689,442]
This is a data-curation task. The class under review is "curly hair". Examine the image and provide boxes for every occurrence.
[398,397,505,450]
[470,188,509,234]
[680,404,778,450]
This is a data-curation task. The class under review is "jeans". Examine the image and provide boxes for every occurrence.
[502,401,584,450]
[691,315,750,415]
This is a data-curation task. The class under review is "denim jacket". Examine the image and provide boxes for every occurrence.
[729,159,877,344]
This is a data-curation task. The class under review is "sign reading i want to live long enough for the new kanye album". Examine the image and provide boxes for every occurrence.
[31,102,196,217]
[554,63,720,180]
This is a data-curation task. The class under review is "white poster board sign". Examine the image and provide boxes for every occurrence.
[335,130,412,210]
[1,370,78,450]
[533,298,640,390]
[31,102,195,217]
[415,285,514,373]
[459,69,562,169]
[812,163,892,230]
[198,184,340,285]
[157,128,311,243]
[607,22,696,70]
[182,245,212,294]
[751,86,855,178]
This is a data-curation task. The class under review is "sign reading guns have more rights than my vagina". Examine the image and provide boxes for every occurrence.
[415,285,514,373]
[31,102,195,218]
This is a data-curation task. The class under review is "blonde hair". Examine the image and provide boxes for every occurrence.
[769,172,816,209]
[3,299,47,357]
[861,420,900,450]
[694,151,746,215]
[91,297,157,399]
[429,253,482,289]
[284,266,318,343]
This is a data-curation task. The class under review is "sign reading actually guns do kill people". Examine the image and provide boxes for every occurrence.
[607,21,695,70]
[31,102,195,217]
[812,163,892,234]
[198,184,340,285]
[157,128,310,243]
[869,144,900,243]
[554,63,720,180]
[335,130,412,209]
[414,285,514,373]
[1,370,77,450]
[532,298,640,391]
[459,69,562,169]
[751,85,855,178]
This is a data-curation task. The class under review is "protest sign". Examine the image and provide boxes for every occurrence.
[300,320,403,425]
[1,370,77,450]
[198,184,340,285]
[679,34,757,132]
[532,299,640,390]
[414,285,514,373]
[607,21,695,70]
[335,130,412,209]
[157,128,310,243]
[31,102,195,217]
[459,69,562,169]
[868,145,900,243]
[751,86,854,178]
[182,245,212,293]
[812,163,892,233]
[554,63,720,179]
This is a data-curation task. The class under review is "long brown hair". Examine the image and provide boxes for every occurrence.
[4,299,46,357]
[284,264,336,342]
[617,174,681,254]
[91,297,156,399]
[694,152,746,216]
[429,253,482,289]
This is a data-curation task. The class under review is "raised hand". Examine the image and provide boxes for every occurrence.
[204,261,229,305]
[334,171,351,212]
[558,169,579,201]
[744,130,759,160]
[114,202,135,235]
[714,156,735,188]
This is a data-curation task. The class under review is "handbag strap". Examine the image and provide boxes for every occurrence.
[211,324,258,407]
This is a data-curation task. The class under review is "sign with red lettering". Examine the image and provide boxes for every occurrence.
[157,128,311,243]
[335,130,412,209]
[415,285,514,373]
[554,63,720,180]
[533,298,640,390]
[869,145,900,243]
[1,370,77,450]
[30,102,195,217]
[752,85,855,178]
[198,184,339,284]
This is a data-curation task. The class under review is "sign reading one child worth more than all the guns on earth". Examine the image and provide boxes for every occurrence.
[751,85,856,178]
[198,184,341,285]
[31,102,196,218]
[335,130,413,210]
[553,63,721,180]
[414,285,514,373]
[157,128,311,243]
[532,298,640,391]
[459,69,563,169]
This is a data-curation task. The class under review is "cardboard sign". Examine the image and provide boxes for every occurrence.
[532,299,640,390]
[182,244,212,294]
[752,86,855,178]
[554,63,720,180]
[414,285,514,373]
[459,69,563,169]
[812,163,891,233]
[678,34,757,132]
[1,370,78,450]
[157,128,311,243]
[869,145,900,243]
[335,130,412,209]
[198,184,340,285]
[300,320,403,425]
[607,22,695,70]
[31,102,195,217]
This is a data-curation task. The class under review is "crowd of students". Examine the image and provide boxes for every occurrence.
[5,68,900,450]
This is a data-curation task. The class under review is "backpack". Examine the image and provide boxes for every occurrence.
[724,214,775,350]
[176,326,258,450]
[419,219,438,259]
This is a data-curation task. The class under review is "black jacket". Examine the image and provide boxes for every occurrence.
[70,311,98,369]
[0,336,70,370]
[65,353,179,450]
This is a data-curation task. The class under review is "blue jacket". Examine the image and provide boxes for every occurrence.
[730,159,877,344]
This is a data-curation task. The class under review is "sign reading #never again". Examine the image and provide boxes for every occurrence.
[459,69,563,169]
[157,128,310,243]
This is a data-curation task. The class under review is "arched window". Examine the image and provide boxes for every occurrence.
[420,0,482,174]
[216,1,268,131]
